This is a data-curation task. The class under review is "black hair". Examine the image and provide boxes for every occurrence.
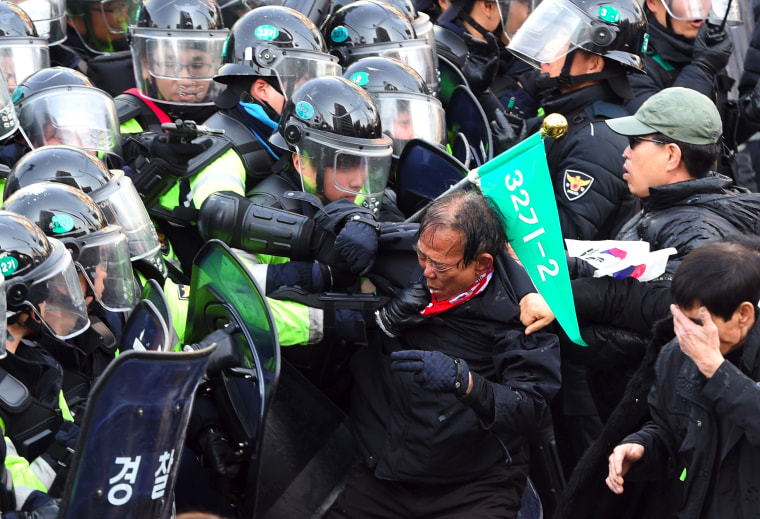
[651,132,720,179]
[671,241,760,321]
[417,189,506,267]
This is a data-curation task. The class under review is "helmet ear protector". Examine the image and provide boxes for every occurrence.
[591,23,618,47]
[6,281,27,309]
[284,122,302,145]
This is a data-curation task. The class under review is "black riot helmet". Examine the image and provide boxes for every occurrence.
[3,182,138,312]
[270,76,393,214]
[0,2,50,94]
[324,0,439,93]
[508,0,648,73]
[0,210,90,340]
[129,0,229,105]
[344,57,445,157]
[6,145,162,262]
[13,67,123,158]
[217,5,341,99]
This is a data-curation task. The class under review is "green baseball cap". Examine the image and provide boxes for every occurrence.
[605,87,722,145]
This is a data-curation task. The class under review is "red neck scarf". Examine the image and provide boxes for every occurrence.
[420,267,494,316]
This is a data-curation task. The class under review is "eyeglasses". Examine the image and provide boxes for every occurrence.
[412,244,461,274]
[152,59,214,78]
[628,135,669,149]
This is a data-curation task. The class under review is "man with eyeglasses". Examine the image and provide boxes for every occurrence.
[323,189,561,519]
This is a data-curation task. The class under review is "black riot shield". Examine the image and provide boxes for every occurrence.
[186,239,280,518]
[58,346,215,519]
[395,138,469,219]
[119,299,171,352]
[187,240,360,519]
[446,84,494,167]
[437,54,469,109]
[141,278,180,350]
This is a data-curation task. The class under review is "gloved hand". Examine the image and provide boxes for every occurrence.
[197,426,244,477]
[266,260,357,293]
[334,309,370,345]
[335,218,379,275]
[374,282,431,337]
[491,109,528,155]
[148,133,212,176]
[321,199,380,276]
[462,32,500,94]
[691,22,734,76]
[390,350,471,396]
[53,421,79,449]
[3,490,60,519]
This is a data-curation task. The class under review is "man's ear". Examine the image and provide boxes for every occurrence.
[475,252,494,275]
[737,301,756,326]
[587,53,605,74]
[664,142,683,171]
[251,78,270,99]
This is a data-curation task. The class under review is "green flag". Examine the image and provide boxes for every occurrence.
[475,132,586,346]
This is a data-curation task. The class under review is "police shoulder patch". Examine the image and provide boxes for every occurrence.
[563,170,594,201]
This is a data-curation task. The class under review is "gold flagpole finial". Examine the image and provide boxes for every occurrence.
[540,113,568,139]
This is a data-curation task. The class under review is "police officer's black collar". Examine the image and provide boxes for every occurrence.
[645,9,698,65]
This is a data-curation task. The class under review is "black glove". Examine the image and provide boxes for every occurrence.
[490,108,528,155]
[691,22,734,76]
[148,133,212,176]
[4,490,60,519]
[334,309,370,345]
[197,426,244,478]
[462,32,500,94]
[266,260,357,293]
[335,218,379,275]
[321,199,380,276]
[374,282,431,337]
[390,350,471,396]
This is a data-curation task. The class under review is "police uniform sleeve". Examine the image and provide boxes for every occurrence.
[552,124,634,241]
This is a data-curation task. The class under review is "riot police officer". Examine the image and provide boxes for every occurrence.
[0,210,89,497]
[206,5,342,187]
[118,0,250,274]
[3,182,138,420]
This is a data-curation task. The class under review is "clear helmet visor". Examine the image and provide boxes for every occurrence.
[8,0,66,45]
[507,0,590,69]
[246,46,342,99]
[131,30,229,106]
[71,0,142,54]
[29,239,90,340]
[375,92,446,156]
[344,39,439,94]
[0,41,50,94]
[662,0,741,25]
[15,85,122,157]
[499,0,543,40]
[91,171,161,261]
[295,129,393,215]
[98,0,142,35]
[71,224,137,312]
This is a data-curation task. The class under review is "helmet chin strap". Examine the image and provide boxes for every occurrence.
[460,11,504,41]
[535,50,616,97]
